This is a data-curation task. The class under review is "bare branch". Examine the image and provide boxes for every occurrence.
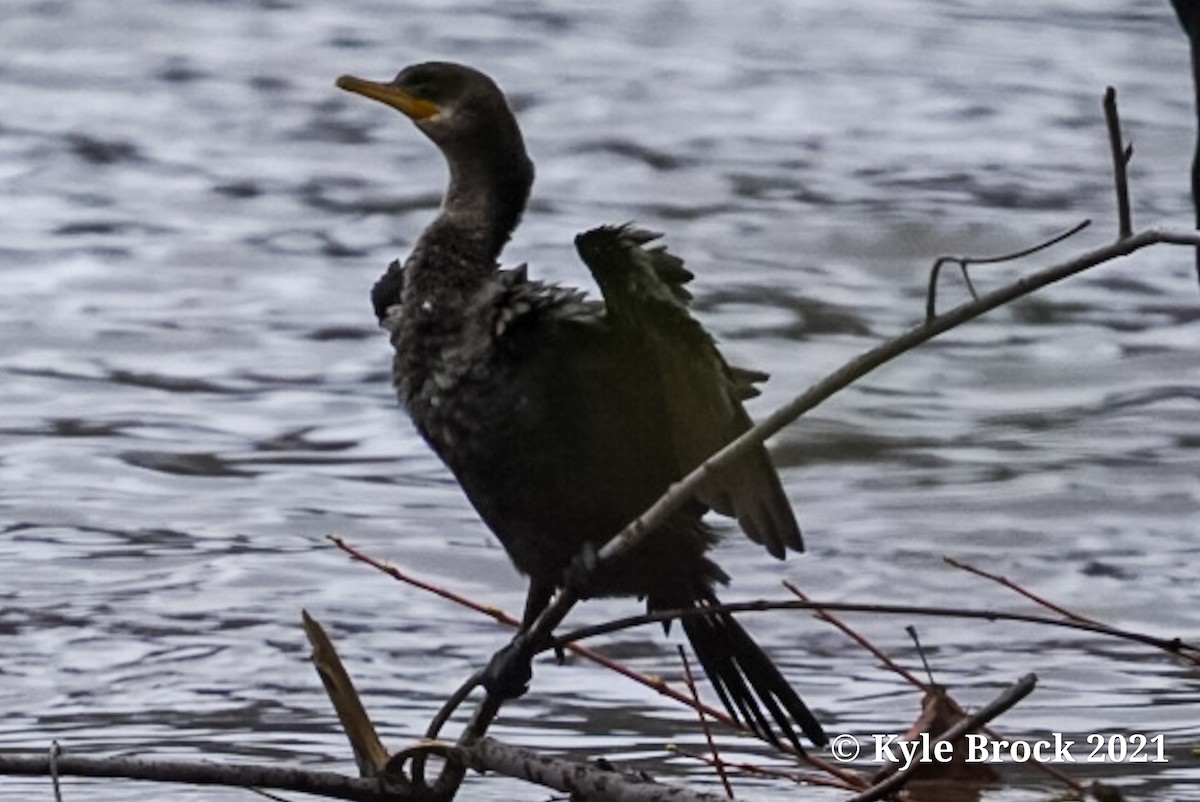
[1104,87,1134,239]
[0,751,410,802]
[551,596,1198,659]
[677,645,734,798]
[329,535,522,631]
[942,557,1097,624]
[925,219,1091,320]
[458,737,734,802]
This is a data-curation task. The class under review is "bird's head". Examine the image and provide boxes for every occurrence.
[336,61,534,254]
[336,62,515,152]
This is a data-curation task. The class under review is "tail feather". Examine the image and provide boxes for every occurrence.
[680,595,826,752]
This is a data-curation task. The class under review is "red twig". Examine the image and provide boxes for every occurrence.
[677,646,733,799]
[942,556,1099,625]
[330,535,522,628]
[782,581,926,689]
[943,556,1200,668]
[328,536,810,756]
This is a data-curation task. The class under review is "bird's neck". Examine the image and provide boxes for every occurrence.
[439,141,533,261]
[400,161,528,302]
[401,128,534,310]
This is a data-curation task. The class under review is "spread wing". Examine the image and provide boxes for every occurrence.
[575,225,803,557]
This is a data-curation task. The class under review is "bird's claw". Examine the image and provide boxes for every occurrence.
[481,636,535,699]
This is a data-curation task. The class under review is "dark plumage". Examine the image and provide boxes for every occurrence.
[337,62,825,751]
[1169,0,1200,284]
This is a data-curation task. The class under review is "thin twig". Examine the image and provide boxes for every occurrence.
[329,535,522,630]
[844,674,1038,802]
[338,530,1194,796]
[1104,87,1134,239]
[331,536,874,791]
[780,583,928,688]
[925,219,1091,320]
[677,646,733,799]
[943,556,1200,669]
[553,596,1198,658]
[556,580,1152,796]
[905,625,937,686]
[943,556,1099,624]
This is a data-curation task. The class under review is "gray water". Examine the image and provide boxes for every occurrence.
[2,1,1198,800]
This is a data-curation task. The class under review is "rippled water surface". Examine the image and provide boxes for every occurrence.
[2,1,1198,800]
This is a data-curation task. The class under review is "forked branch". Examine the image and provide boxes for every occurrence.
[925,219,1091,320]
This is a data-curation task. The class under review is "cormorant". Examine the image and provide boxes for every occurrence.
[336,62,826,751]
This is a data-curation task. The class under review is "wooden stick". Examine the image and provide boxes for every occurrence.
[1104,87,1134,239]
[0,751,405,802]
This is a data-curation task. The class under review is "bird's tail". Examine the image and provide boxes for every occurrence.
[679,593,827,752]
